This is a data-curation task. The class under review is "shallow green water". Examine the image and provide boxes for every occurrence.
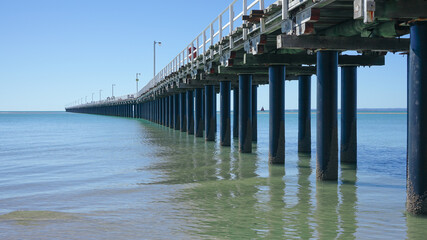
[0,112,426,239]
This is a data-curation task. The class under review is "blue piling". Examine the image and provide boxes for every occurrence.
[187,90,194,135]
[169,95,173,128]
[316,51,338,181]
[180,92,187,132]
[195,88,204,137]
[252,85,258,142]
[233,87,239,139]
[341,67,357,163]
[239,74,252,153]
[269,66,285,164]
[174,94,180,130]
[205,85,216,141]
[298,75,312,153]
[407,21,427,215]
[220,81,231,146]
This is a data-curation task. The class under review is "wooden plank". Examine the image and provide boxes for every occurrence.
[242,53,385,66]
[277,35,410,51]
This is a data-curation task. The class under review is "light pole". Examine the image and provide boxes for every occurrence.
[92,92,94,102]
[99,89,102,101]
[136,73,141,93]
[112,84,116,98]
[154,41,161,78]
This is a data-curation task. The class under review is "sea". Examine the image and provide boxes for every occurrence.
[1,110,426,239]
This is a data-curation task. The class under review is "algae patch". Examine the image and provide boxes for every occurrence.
[0,210,77,223]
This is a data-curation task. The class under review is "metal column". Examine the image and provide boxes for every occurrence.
[162,98,166,126]
[298,75,312,153]
[214,90,217,133]
[220,81,231,146]
[205,85,216,141]
[160,99,163,125]
[174,94,180,130]
[233,87,239,139]
[187,90,194,135]
[316,51,338,181]
[180,92,187,132]
[165,97,168,127]
[239,74,252,153]
[407,21,427,215]
[269,66,285,164]
[195,88,204,137]
[341,67,357,164]
[252,85,258,142]
[169,96,173,128]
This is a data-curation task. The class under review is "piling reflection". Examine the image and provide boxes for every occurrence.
[265,164,286,238]
[315,177,339,238]
[406,214,427,239]
[295,153,314,238]
[339,164,358,239]
[136,120,360,239]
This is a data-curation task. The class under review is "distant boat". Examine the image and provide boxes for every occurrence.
[261,107,265,112]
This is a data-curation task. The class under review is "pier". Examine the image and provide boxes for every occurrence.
[66,0,427,215]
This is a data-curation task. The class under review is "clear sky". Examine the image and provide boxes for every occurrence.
[0,0,408,111]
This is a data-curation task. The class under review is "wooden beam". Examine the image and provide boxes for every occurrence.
[277,35,409,52]
[242,53,385,66]
[376,0,427,19]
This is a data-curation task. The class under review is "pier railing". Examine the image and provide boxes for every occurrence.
[138,0,274,97]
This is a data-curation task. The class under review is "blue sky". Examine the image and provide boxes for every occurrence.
[0,0,407,111]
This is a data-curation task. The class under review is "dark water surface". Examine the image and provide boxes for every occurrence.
[1,111,426,239]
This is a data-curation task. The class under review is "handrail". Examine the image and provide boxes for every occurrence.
[69,0,276,108]
[137,0,266,99]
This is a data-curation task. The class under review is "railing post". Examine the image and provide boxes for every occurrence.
[243,0,248,40]
[210,23,214,58]
[229,4,234,48]
[282,0,288,20]
[203,31,207,64]
[259,0,265,33]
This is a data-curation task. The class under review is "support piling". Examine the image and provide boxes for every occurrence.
[341,66,357,164]
[195,88,204,137]
[220,81,231,146]
[174,94,180,130]
[233,87,239,139]
[407,21,427,215]
[298,75,312,153]
[252,85,258,142]
[205,85,216,141]
[180,92,187,132]
[187,90,194,135]
[269,66,285,164]
[316,51,338,181]
[239,74,252,153]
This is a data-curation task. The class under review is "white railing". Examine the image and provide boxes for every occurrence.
[138,0,272,98]
[69,0,283,108]
[66,93,137,108]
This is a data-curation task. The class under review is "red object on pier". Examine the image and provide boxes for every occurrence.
[188,46,197,60]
